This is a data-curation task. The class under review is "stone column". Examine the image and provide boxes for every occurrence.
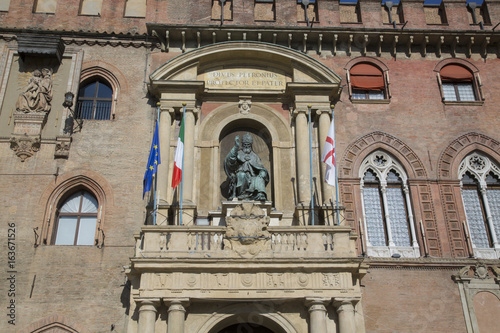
[317,109,333,204]
[157,105,173,206]
[182,107,197,204]
[165,299,189,333]
[335,299,356,333]
[137,300,159,333]
[306,298,328,333]
[294,109,311,204]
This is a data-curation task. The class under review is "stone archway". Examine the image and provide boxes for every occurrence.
[199,303,297,333]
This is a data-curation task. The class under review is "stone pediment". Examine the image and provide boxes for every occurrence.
[148,42,342,100]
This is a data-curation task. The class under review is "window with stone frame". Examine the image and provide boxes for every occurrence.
[0,0,10,12]
[460,153,500,258]
[124,0,146,18]
[466,0,491,26]
[33,0,57,13]
[438,64,479,102]
[348,63,388,101]
[212,0,233,21]
[360,151,419,258]
[255,0,275,21]
[340,0,361,24]
[297,0,318,23]
[424,0,447,25]
[79,0,103,16]
[52,190,99,246]
[381,0,403,25]
[76,79,113,120]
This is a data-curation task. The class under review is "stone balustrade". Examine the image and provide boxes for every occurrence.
[134,225,357,258]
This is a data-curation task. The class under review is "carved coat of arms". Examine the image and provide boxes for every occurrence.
[223,202,270,258]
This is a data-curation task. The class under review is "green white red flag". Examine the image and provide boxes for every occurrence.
[171,119,184,188]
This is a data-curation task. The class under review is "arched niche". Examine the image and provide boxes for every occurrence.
[197,102,292,212]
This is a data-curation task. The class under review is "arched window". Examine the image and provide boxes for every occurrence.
[460,152,500,258]
[52,190,99,245]
[360,151,419,257]
[348,63,388,101]
[439,64,476,102]
[76,79,113,120]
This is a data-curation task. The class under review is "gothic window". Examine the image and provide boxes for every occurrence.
[52,191,99,246]
[360,151,419,257]
[76,79,113,120]
[438,64,479,102]
[348,63,388,101]
[424,0,447,25]
[459,153,500,258]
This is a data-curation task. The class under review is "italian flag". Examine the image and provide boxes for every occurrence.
[171,118,184,189]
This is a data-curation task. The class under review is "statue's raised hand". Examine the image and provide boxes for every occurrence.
[235,135,240,147]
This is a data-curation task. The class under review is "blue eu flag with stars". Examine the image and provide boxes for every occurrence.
[143,120,161,199]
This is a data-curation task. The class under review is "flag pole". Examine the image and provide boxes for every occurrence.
[331,105,340,226]
[179,102,186,226]
[153,104,160,225]
[307,104,315,226]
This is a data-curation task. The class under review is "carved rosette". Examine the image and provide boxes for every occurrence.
[10,134,41,162]
[223,202,271,258]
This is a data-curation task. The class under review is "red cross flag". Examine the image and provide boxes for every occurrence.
[321,119,336,186]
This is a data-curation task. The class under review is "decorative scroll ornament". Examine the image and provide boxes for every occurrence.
[10,134,41,162]
[16,68,53,114]
[223,202,271,258]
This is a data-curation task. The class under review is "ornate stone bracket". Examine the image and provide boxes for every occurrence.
[10,112,47,161]
[54,136,72,159]
[10,134,41,162]
[223,202,271,258]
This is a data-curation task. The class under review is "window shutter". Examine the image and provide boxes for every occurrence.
[440,64,473,82]
[350,63,385,90]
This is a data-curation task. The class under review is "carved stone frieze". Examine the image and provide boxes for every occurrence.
[223,202,271,258]
[147,271,351,292]
[10,134,41,162]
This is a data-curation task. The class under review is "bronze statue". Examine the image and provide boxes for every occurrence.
[224,133,269,201]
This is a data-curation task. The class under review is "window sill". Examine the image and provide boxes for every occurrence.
[340,21,363,24]
[351,98,390,104]
[443,100,484,106]
[367,245,420,258]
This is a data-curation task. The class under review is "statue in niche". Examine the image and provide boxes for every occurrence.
[16,68,53,114]
[224,133,269,201]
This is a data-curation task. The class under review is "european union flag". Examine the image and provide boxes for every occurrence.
[143,120,161,199]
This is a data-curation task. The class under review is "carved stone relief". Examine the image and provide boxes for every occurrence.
[148,271,351,291]
[223,202,271,257]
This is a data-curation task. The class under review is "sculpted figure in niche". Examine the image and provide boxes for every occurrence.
[224,133,269,201]
[16,68,53,114]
